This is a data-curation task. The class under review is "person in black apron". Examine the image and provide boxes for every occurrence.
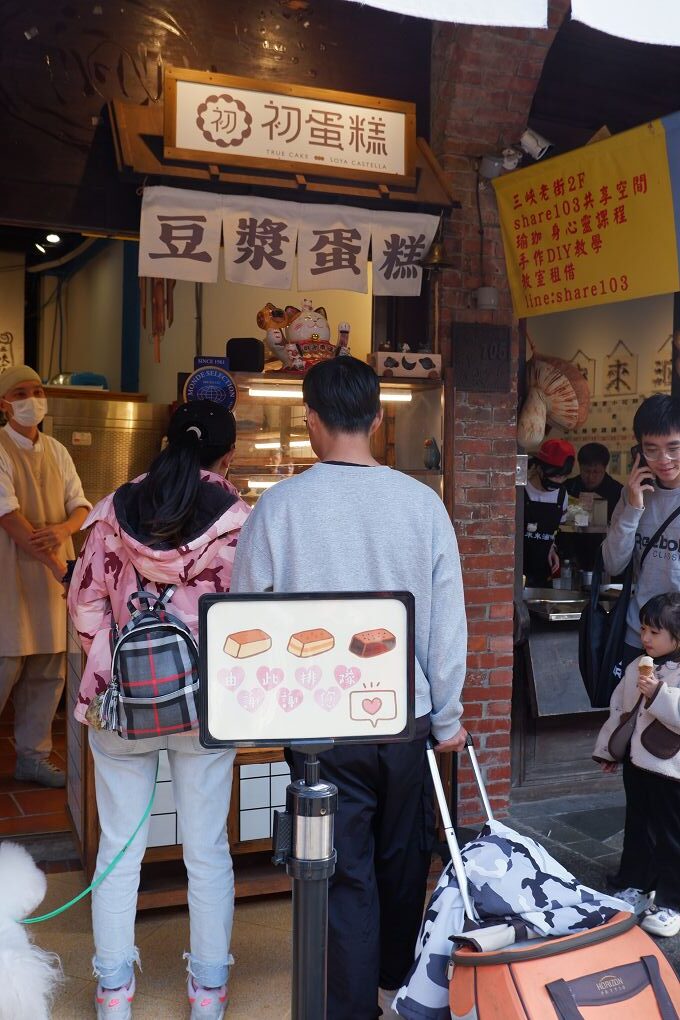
[524,438,575,587]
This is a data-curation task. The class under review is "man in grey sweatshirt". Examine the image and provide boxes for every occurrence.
[231,357,467,1020]
[602,394,680,666]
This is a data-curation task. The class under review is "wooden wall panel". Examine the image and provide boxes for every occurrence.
[0,0,430,234]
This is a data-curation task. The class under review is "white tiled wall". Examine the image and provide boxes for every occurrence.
[148,750,179,847]
[239,761,291,843]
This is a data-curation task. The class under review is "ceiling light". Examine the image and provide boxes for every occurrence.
[379,391,412,403]
[45,233,61,244]
[248,479,280,489]
[34,243,46,254]
[254,438,311,451]
[249,385,411,403]
[249,387,303,399]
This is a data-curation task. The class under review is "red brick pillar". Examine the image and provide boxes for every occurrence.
[431,0,570,821]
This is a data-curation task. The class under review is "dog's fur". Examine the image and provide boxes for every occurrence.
[0,841,63,1020]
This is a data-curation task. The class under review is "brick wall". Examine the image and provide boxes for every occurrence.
[431,0,570,822]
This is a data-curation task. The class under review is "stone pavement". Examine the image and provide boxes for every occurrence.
[503,784,680,972]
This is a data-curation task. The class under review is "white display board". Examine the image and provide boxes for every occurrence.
[199,592,414,747]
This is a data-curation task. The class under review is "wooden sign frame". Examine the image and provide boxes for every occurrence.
[163,66,416,187]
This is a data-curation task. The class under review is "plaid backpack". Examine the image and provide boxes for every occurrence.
[98,573,200,739]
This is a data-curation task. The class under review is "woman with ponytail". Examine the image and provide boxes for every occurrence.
[68,400,250,1020]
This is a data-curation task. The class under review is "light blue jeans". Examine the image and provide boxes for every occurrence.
[89,728,236,990]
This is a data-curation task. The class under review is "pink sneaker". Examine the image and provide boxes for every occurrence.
[95,974,135,1019]
[188,976,228,1019]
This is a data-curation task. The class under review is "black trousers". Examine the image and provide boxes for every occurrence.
[618,759,680,910]
[287,715,434,1020]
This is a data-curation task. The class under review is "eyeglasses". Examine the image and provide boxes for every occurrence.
[642,447,680,463]
[303,416,308,426]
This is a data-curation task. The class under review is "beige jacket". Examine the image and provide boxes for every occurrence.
[594,655,680,780]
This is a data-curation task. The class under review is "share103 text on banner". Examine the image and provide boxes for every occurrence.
[493,114,680,318]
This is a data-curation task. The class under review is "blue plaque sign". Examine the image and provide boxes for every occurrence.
[183,366,238,410]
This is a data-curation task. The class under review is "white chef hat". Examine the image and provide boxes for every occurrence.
[0,365,43,398]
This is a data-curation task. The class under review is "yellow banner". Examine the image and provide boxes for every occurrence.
[493,118,680,317]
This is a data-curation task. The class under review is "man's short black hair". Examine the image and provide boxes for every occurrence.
[303,356,381,434]
[633,394,680,441]
[578,442,610,468]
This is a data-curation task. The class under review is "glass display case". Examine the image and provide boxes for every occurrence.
[228,372,444,503]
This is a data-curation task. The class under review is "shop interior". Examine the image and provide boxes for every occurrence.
[0,225,445,902]
[512,290,675,799]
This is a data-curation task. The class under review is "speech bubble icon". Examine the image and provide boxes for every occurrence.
[349,690,397,729]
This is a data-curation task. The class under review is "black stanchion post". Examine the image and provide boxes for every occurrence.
[272,741,337,1020]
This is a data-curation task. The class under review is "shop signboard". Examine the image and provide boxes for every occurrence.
[163,67,416,186]
[494,113,680,317]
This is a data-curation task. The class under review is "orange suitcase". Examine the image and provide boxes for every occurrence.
[426,738,680,1020]
[450,911,680,1019]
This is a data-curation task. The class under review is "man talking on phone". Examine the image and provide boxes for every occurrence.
[602,394,680,670]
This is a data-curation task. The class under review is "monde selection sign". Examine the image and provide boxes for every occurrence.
[494,113,680,317]
[163,67,416,186]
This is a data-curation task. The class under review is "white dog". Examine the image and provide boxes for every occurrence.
[0,841,63,1020]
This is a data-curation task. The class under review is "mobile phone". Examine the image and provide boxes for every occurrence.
[631,444,648,469]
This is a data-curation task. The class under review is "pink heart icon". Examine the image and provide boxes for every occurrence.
[237,688,265,713]
[362,697,382,716]
[334,665,361,690]
[257,666,285,691]
[295,666,322,690]
[314,686,341,712]
[278,687,304,713]
[217,666,245,692]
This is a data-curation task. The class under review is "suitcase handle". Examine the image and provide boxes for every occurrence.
[426,732,495,923]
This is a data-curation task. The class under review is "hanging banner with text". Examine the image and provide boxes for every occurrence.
[139,186,436,296]
[493,112,680,317]
[371,211,439,296]
[138,186,223,283]
[222,196,300,290]
[297,205,371,293]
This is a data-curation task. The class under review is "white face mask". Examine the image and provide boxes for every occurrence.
[10,396,48,427]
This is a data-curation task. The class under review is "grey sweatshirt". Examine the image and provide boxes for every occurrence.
[230,463,467,741]
[602,485,680,646]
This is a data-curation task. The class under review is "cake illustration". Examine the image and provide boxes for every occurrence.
[224,628,272,659]
[349,628,396,658]
[287,628,335,657]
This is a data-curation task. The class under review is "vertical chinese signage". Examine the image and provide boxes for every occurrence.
[163,67,416,186]
[494,113,680,317]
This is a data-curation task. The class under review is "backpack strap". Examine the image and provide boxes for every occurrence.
[641,955,680,1020]
[153,585,176,610]
[546,978,584,1020]
[127,568,154,616]
[639,503,680,570]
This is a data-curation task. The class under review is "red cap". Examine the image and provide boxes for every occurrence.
[536,438,576,470]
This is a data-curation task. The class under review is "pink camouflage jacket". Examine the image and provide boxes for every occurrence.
[67,471,250,725]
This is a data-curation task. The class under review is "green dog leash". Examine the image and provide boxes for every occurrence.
[21,762,158,925]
